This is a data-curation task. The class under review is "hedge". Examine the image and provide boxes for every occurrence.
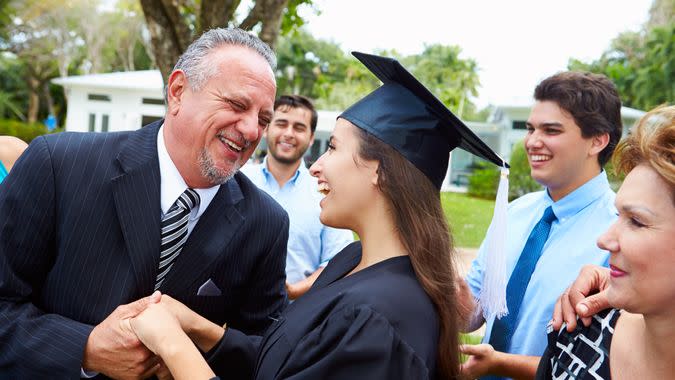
[0,119,62,143]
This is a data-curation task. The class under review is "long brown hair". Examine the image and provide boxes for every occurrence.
[357,128,460,379]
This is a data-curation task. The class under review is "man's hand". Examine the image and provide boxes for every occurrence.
[460,344,500,379]
[82,292,161,379]
[552,265,611,332]
[286,266,325,300]
[285,282,303,300]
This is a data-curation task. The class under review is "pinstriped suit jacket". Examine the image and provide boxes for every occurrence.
[0,121,289,379]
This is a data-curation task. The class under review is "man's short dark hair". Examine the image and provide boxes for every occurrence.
[534,72,623,166]
[274,95,318,133]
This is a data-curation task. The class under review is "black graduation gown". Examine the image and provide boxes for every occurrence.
[210,241,439,379]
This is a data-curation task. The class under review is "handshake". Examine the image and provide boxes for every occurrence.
[82,292,221,380]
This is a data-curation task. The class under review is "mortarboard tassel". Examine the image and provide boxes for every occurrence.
[479,164,509,320]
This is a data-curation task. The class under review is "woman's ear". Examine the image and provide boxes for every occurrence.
[370,162,380,187]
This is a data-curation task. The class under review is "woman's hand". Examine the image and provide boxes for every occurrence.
[126,302,186,356]
[552,265,611,332]
[123,301,216,380]
[159,294,226,352]
[157,294,200,335]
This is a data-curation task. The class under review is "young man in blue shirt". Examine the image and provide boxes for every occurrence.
[241,95,353,299]
[460,72,623,379]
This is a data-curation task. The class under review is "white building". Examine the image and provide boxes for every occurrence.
[52,70,166,133]
[52,70,645,190]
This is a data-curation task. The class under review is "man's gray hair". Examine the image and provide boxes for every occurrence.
[172,28,276,93]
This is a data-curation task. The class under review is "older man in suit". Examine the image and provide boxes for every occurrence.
[0,28,288,379]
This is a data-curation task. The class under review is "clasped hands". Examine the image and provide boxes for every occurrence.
[82,291,205,380]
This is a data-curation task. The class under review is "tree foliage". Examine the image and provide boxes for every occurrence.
[568,0,674,111]
[468,142,541,201]
[402,44,480,118]
[0,0,151,123]
[274,31,482,113]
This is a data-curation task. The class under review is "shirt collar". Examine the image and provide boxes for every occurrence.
[261,156,304,186]
[547,170,611,222]
[157,124,220,217]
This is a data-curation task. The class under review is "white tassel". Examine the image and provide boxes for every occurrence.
[479,165,509,321]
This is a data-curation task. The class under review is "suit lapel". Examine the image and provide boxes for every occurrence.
[160,177,246,295]
[112,121,163,297]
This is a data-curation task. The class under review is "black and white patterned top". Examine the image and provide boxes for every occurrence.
[536,308,621,380]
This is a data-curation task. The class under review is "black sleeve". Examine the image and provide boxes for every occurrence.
[206,327,263,379]
[534,345,553,380]
[276,305,431,380]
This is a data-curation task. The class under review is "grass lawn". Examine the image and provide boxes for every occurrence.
[441,192,495,248]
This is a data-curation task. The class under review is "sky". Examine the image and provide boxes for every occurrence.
[301,0,654,108]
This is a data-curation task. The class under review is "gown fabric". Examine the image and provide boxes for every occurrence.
[211,241,440,379]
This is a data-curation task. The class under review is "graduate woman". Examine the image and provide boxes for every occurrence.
[124,52,506,380]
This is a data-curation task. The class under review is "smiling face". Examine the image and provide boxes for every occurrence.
[598,164,675,316]
[164,45,276,188]
[309,118,378,230]
[524,101,608,200]
[265,105,315,166]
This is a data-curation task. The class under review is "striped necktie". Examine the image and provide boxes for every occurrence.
[155,188,200,290]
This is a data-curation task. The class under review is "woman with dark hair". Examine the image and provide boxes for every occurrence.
[124,52,506,380]
[536,105,675,379]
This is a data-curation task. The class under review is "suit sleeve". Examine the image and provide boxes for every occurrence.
[0,136,94,378]
[275,305,431,380]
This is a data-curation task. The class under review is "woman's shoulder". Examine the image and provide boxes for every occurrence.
[0,136,28,170]
[536,308,620,380]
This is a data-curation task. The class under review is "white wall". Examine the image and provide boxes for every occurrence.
[63,85,165,132]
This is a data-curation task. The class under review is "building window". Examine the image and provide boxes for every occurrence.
[88,113,96,132]
[141,115,162,127]
[101,114,109,132]
[142,98,165,105]
[512,121,527,130]
[88,94,111,102]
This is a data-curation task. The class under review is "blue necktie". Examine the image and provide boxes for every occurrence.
[486,206,557,371]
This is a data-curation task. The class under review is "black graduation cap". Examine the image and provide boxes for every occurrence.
[340,51,508,189]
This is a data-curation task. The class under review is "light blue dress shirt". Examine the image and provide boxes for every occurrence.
[466,171,617,357]
[241,158,353,284]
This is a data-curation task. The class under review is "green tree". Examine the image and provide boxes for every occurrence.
[508,143,541,199]
[402,44,480,118]
[275,29,382,110]
[274,33,482,113]
[0,55,26,120]
[568,0,674,110]
[467,142,541,201]
[0,0,156,123]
